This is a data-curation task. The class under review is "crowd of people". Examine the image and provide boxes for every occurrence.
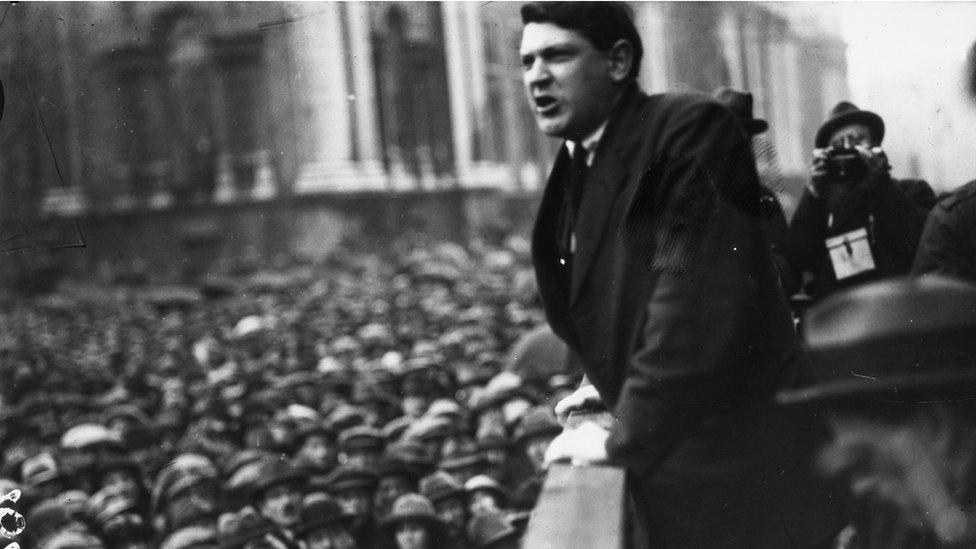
[0,233,578,549]
[3,2,976,545]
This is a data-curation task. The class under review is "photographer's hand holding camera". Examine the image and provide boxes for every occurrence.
[782,102,933,303]
[809,135,889,214]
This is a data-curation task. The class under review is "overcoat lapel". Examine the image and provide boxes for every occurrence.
[531,145,573,334]
[569,91,647,307]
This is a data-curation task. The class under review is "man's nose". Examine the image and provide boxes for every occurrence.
[524,58,552,88]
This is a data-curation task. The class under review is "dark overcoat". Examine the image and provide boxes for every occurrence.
[912,179,976,281]
[532,85,846,548]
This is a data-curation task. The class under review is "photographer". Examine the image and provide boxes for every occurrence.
[780,102,934,303]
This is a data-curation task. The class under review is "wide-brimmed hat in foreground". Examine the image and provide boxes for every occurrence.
[777,276,976,408]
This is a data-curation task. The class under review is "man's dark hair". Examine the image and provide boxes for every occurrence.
[521,2,644,80]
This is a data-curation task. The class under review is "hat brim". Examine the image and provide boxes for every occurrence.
[379,512,444,531]
[254,471,307,495]
[472,388,538,415]
[481,526,520,547]
[815,110,885,148]
[745,119,769,135]
[426,487,466,504]
[214,526,277,549]
[439,454,488,470]
[294,513,354,537]
[339,440,385,452]
[775,370,976,408]
[24,471,68,489]
[468,486,510,505]
[329,479,378,493]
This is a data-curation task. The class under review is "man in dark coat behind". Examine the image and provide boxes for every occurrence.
[912,180,976,281]
[911,41,976,281]
[520,2,846,547]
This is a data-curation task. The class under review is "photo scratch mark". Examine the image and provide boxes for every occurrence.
[257,8,331,31]
[0,3,12,31]
[27,80,87,252]
[149,460,178,475]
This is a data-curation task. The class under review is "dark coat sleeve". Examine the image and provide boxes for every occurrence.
[912,183,976,280]
[780,188,829,295]
[782,174,924,300]
[604,100,791,473]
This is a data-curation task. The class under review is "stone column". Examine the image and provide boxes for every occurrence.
[442,2,474,183]
[292,2,383,193]
[742,12,766,117]
[345,2,385,185]
[633,3,670,93]
[717,6,747,89]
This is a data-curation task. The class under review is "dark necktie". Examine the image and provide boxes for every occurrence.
[556,142,589,279]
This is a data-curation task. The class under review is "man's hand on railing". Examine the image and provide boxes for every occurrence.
[554,383,603,424]
[543,420,610,468]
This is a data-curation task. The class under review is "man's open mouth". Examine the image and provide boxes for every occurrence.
[534,95,558,115]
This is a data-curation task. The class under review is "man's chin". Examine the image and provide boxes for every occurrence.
[535,116,570,139]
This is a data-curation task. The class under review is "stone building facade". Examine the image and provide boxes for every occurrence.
[0,2,847,284]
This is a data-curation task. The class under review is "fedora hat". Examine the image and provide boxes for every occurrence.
[468,509,519,548]
[513,406,562,443]
[419,471,465,504]
[379,493,444,531]
[294,495,353,537]
[249,456,307,498]
[713,87,768,135]
[324,463,378,493]
[465,475,511,507]
[777,276,976,407]
[814,101,885,148]
[215,507,275,549]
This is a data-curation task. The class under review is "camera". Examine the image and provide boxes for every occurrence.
[822,136,868,186]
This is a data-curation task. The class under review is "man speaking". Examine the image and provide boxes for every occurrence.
[520,3,845,547]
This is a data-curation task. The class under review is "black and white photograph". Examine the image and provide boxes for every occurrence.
[2,2,976,548]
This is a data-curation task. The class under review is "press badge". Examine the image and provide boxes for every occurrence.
[826,227,875,280]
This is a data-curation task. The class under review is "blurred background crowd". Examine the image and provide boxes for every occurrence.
[0,232,577,549]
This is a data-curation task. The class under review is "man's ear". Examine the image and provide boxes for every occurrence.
[607,39,634,83]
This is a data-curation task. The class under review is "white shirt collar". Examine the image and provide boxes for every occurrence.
[565,120,608,166]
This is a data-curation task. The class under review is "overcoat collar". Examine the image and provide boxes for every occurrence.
[568,84,646,305]
[532,83,649,328]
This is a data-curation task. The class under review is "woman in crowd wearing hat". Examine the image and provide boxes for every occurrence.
[158,524,218,549]
[419,471,468,544]
[324,463,380,548]
[94,456,150,516]
[337,425,386,470]
[513,405,561,475]
[294,495,356,549]
[150,453,221,537]
[437,438,491,486]
[215,506,294,549]
[19,451,71,511]
[373,456,422,522]
[380,493,460,549]
[466,509,521,549]
[249,457,307,544]
[87,485,155,549]
[464,475,510,516]
[293,422,339,476]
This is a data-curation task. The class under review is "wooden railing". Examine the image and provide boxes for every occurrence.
[522,410,629,549]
